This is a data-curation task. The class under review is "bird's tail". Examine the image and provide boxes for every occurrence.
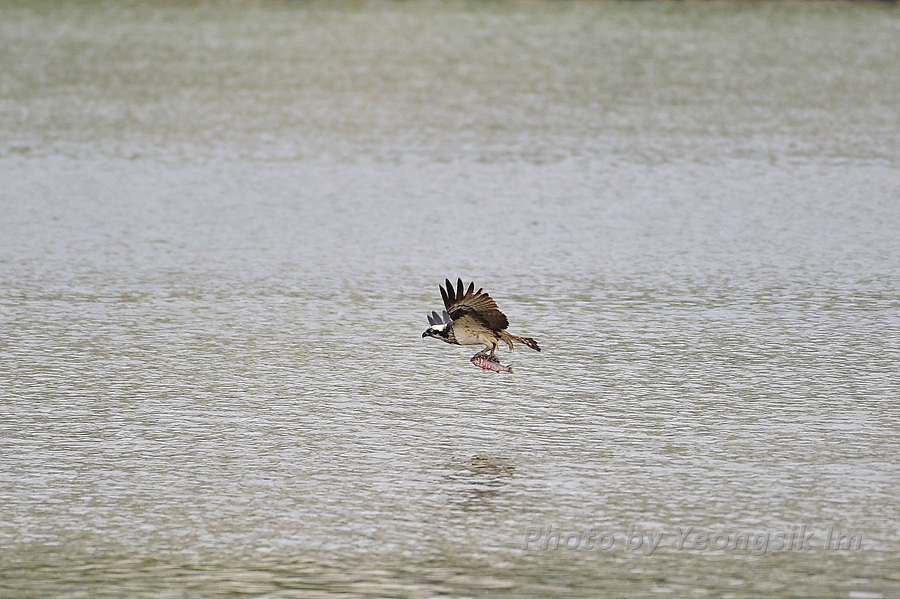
[500,332,541,352]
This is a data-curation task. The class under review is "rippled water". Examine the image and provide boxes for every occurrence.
[2,1,899,597]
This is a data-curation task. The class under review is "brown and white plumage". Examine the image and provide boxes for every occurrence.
[422,278,541,361]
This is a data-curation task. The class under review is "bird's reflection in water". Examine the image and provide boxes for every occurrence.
[444,454,518,512]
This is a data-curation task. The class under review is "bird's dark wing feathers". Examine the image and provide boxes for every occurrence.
[440,278,509,331]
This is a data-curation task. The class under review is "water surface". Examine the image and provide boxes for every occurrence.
[1,1,899,597]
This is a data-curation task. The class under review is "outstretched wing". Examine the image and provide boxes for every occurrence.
[440,278,509,331]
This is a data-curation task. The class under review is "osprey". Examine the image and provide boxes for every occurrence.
[422,278,541,361]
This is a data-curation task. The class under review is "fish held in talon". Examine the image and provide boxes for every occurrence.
[471,356,514,374]
[421,278,541,371]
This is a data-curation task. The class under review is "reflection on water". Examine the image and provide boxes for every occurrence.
[1,1,899,597]
[445,455,518,512]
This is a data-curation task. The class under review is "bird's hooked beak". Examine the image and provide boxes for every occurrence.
[422,330,430,338]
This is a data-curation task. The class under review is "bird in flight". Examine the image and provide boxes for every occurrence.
[422,278,541,363]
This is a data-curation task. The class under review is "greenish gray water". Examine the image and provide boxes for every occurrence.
[2,1,899,597]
